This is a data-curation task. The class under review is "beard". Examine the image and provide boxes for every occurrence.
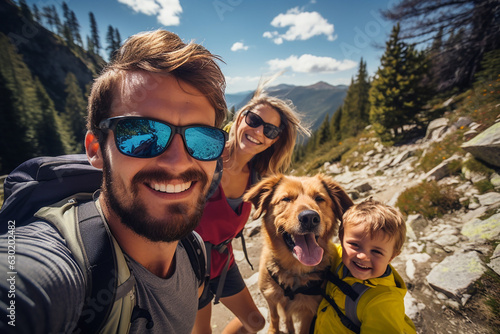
[101,154,209,242]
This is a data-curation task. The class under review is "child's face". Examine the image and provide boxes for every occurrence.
[341,223,397,280]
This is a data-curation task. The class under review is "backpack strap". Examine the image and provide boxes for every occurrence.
[75,200,119,333]
[322,271,372,334]
[180,231,207,287]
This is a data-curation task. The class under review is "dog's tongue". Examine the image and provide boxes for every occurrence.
[293,233,323,266]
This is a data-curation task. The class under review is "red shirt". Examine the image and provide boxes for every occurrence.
[195,184,252,278]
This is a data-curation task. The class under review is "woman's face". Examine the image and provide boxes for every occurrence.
[236,104,281,156]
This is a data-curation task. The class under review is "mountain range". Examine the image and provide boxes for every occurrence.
[227,82,348,132]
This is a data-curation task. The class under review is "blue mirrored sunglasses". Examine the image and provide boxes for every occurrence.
[98,116,227,161]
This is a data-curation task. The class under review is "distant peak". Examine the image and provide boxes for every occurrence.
[307,81,334,90]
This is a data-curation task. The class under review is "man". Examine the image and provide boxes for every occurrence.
[0,30,227,333]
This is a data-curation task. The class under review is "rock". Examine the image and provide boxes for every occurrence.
[461,213,500,241]
[461,122,500,168]
[391,150,414,166]
[489,256,500,276]
[475,192,500,206]
[353,182,372,193]
[407,214,428,233]
[435,235,460,247]
[404,292,425,320]
[425,118,449,141]
[491,173,500,188]
[425,155,463,182]
[492,244,500,259]
[426,251,487,300]
[453,116,473,129]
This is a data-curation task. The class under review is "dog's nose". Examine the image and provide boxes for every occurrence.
[298,210,320,230]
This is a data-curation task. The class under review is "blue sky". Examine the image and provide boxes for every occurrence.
[26,0,397,93]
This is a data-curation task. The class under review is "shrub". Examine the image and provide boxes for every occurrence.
[396,181,462,219]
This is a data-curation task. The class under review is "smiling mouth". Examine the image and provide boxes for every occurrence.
[148,181,192,194]
[281,230,324,266]
[245,134,261,145]
[353,261,371,270]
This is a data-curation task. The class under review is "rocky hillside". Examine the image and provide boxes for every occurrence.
[210,112,500,333]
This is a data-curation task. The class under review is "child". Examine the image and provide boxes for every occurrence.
[314,198,416,334]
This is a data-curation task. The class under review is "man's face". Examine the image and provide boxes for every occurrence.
[99,72,217,242]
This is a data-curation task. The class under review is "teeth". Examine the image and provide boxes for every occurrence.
[355,262,370,269]
[246,134,261,144]
[153,181,191,193]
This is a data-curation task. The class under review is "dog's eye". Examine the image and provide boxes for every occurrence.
[315,196,325,203]
[281,197,292,202]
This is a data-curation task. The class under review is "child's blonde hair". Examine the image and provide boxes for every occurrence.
[339,198,406,256]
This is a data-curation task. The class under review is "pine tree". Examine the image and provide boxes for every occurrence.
[70,10,82,47]
[318,115,332,145]
[32,4,41,22]
[106,25,116,60]
[34,78,75,155]
[369,24,428,142]
[338,59,371,139]
[114,28,121,49]
[63,72,87,152]
[89,12,100,54]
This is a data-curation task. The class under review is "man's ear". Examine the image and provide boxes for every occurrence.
[85,131,103,169]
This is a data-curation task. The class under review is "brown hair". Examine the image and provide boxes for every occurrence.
[339,198,407,256]
[87,30,227,135]
[225,78,310,175]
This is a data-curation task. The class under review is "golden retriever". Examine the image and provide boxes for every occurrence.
[244,174,353,334]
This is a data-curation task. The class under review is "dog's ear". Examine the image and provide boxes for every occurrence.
[243,174,283,220]
[319,174,354,223]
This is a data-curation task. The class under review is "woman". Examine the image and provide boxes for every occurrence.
[192,82,310,334]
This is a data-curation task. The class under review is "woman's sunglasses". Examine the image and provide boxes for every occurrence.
[98,116,228,161]
[243,110,283,139]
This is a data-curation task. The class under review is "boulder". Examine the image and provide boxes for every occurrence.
[461,122,500,168]
[461,213,500,241]
[425,118,449,141]
[426,251,486,300]
[425,155,463,182]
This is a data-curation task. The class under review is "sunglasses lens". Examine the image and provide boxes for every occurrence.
[185,127,226,161]
[264,126,279,139]
[115,119,171,158]
[246,112,262,128]
[246,112,280,139]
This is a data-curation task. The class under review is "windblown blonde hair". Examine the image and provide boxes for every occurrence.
[225,75,310,175]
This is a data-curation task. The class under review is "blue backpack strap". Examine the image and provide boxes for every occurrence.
[75,200,119,333]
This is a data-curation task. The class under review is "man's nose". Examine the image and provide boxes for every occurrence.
[156,134,192,168]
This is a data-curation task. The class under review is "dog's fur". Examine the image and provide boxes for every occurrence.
[244,174,353,334]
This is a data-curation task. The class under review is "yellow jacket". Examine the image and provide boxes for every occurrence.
[314,244,416,334]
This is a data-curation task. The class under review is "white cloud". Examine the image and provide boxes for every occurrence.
[267,54,357,73]
[263,7,336,44]
[231,42,249,52]
[118,0,183,26]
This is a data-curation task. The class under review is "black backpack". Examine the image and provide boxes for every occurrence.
[0,154,207,332]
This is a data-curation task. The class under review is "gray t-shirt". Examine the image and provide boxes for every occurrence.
[0,221,199,334]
